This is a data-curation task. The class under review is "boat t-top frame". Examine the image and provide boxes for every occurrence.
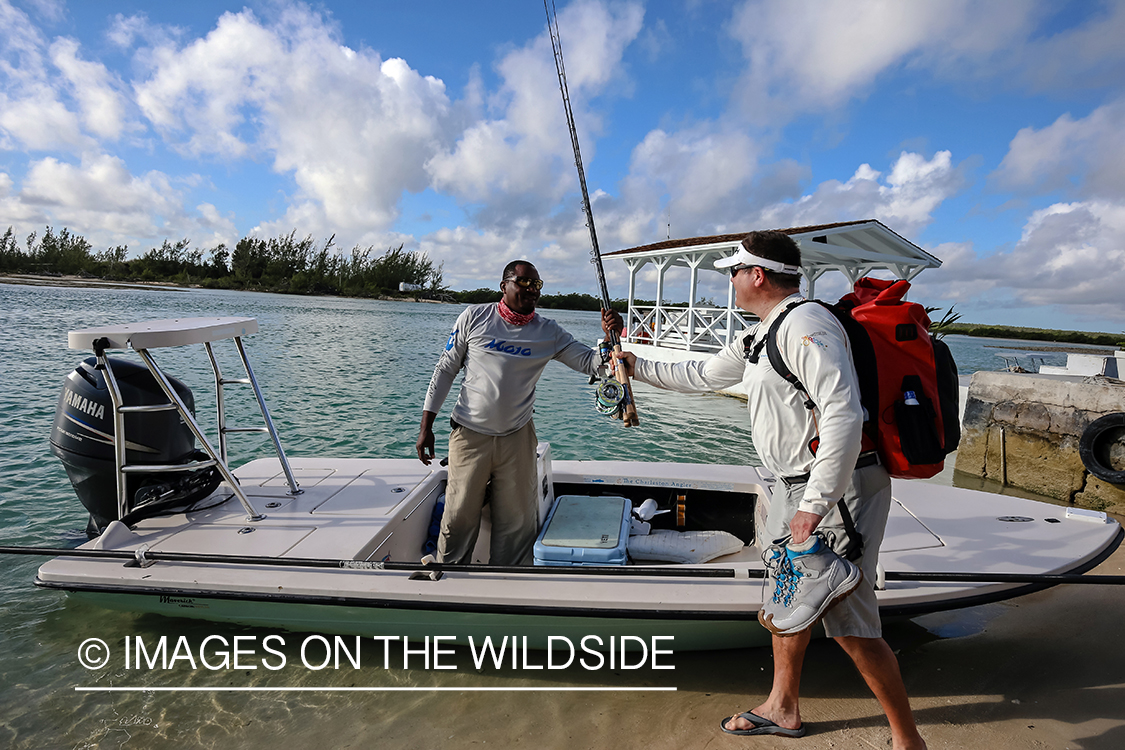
[67,316,301,524]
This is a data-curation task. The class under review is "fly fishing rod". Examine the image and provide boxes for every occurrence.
[7,544,1125,585]
[544,0,639,427]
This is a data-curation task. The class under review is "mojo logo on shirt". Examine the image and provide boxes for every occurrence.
[484,339,533,356]
[445,329,458,351]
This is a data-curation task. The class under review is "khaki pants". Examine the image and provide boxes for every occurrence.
[438,419,539,566]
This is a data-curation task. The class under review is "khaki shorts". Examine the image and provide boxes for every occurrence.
[758,463,892,639]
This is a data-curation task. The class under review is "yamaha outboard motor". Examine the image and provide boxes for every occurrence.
[51,357,222,537]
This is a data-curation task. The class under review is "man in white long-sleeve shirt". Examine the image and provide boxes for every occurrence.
[614,232,925,749]
[417,260,620,566]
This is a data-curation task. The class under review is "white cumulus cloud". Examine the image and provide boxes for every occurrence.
[132,5,454,236]
[757,151,961,237]
[4,154,235,252]
[726,0,1125,125]
[0,0,128,152]
[425,0,644,224]
[20,154,180,235]
[621,126,761,235]
[992,98,1125,199]
[912,201,1125,323]
[49,37,129,139]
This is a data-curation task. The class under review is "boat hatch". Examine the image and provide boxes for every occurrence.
[154,524,315,557]
[220,468,354,515]
[221,468,337,512]
[228,460,425,517]
[880,499,943,553]
[310,472,424,515]
[253,468,337,488]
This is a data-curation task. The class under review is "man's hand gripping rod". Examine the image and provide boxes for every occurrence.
[544,0,638,426]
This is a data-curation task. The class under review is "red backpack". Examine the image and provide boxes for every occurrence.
[756,277,960,479]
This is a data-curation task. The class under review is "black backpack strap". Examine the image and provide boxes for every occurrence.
[763,300,816,410]
[834,500,864,562]
[767,299,880,445]
[742,332,767,364]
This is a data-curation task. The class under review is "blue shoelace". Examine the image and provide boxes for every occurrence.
[770,554,804,607]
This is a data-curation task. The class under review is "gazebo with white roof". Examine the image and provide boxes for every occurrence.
[605,219,941,354]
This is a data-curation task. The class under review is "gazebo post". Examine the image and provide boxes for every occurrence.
[726,275,736,345]
[686,253,706,348]
[653,257,670,343]
[625,259,640,341]
[806,267,828,301]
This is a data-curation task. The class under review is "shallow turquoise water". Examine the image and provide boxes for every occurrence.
[0,282,1072,748]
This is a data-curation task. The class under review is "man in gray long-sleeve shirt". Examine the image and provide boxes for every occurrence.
[417,260,620,565]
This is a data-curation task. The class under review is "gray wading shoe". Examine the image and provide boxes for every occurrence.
[757,534,863,636]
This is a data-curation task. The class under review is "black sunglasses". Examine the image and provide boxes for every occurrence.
[729,264,755,278]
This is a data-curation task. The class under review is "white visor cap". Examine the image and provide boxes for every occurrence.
[713,246,801,275]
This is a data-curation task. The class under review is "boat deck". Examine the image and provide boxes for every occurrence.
[38,457,1122,613]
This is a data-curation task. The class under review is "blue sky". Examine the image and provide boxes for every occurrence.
[2,0,1124,332]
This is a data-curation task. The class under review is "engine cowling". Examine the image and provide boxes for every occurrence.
[50,357,217,536]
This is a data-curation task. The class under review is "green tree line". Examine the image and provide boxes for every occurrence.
[454,288,628,312]
[0,226,444,297]
[0,225,634,310]
[2,226,1120,341]
[942,322,1123,349]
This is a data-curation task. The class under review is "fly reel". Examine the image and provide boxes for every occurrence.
[595,377,628,416]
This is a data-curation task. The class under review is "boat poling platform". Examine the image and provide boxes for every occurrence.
[67,317,301,524]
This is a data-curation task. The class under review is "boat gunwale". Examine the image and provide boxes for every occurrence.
[33,524,1122,622]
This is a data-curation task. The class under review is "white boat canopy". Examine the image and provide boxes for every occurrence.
[604,219,942,352]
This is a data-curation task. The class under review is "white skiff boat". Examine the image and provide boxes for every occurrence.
[32,317,1123,651]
